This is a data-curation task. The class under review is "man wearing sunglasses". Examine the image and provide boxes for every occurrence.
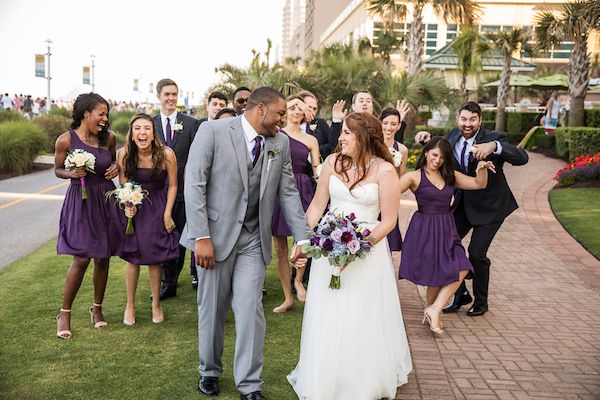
[233,86,252,115]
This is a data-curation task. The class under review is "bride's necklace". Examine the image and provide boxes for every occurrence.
[349,157,375,172]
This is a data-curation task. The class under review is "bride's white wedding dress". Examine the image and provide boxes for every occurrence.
[288,175,412,400]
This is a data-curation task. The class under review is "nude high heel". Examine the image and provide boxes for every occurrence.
[422,307,445,336]
[89,303,108,328]
[56,309,72,340]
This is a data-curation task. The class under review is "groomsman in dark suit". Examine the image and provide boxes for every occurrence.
[153,78,201,300]
[297,90,334,159]
[198,91,228,125]
[416,102,529,316]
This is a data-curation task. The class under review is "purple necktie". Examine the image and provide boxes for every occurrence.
[166,117,172,147]
[460,140,468,172]
[252,136,263,167]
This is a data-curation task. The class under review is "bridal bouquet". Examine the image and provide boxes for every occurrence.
[302,209,373,289]
[389,147,402,168]
[64,149,96,200]
[105,181,148,235]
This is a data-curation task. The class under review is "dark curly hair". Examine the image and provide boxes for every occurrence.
[415,136,456,185]
[123,113,165,179]
[71,93,110,146]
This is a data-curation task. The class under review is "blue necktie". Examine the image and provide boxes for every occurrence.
[252,136,263,167]
[165,117,172,147]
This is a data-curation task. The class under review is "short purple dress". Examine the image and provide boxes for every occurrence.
[386,141,403,251]
[399,169,473,286]
[117,168,180,265]
[57,130,121,258]
[271,132,315,237]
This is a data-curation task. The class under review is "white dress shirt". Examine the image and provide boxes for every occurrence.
[454,130,502,171]
[241,114,264,161]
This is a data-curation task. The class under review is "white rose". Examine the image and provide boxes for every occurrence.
[118,188,133,203]
[72,153,87,167]
[174,123,183,131]
[130,190,144,205]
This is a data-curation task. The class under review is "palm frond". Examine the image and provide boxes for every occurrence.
[431,0,482,25]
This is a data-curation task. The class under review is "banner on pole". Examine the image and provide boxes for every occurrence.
[149,82,154,93]
[83,66,91,84]
[133,79,139,92]
[35,54,45,77]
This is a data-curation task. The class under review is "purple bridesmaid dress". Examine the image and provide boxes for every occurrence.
[117,168,180,265]
[386,141,403,251]
[399,169,473,286]
[57,130,121,258]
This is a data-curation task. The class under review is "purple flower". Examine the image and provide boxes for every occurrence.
[322,238,334,252]
[331,228,343,242]
[348,240,360,254]
[348,212,356,221]
[362,229,371,237]
[340,231,354,244]
[310,236,320,246]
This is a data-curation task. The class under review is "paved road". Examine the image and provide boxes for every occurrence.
[0,168,68,269]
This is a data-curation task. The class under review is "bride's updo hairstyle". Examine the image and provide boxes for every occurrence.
[335,112,394,191]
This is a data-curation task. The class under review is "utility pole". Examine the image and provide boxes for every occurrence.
[45,39,52,104]
[90,54,96,93]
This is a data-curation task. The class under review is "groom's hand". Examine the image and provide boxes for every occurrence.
[195,238,215,269]
[290,244,307,269]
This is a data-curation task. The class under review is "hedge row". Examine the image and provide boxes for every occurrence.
[32,115,71,152]
[555,127,600,160]
[0,121,48,174]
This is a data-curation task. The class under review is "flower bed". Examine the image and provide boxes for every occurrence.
[554,152,600,187]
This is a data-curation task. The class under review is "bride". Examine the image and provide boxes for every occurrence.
[288,112,412,399]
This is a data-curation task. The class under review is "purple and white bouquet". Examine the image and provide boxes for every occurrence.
[302,209,373,289]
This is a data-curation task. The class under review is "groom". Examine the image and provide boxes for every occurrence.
[181,87,308,400]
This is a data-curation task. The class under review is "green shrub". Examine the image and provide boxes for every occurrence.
[0,121,48,174]
[418,110,433,120]
[0,109,24,123]
[554,127,600,160]
[32,115,71,152]
[113,131,127,145]
[407,125,451,148]
[501,132,526,145]
[534,133,556,148]
[47,107,72,118]
[109,110,136,125]
[482,120,495,130]
[506,112,538,134]
[585,109,600,128]
[482,110,496,121]
[110,117,130,136]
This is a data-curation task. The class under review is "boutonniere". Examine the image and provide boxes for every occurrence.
[309,123,318,132]
[266,147,281,173]
[173,121,184,132]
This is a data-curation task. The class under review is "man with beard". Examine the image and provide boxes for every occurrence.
[415,102,529,316]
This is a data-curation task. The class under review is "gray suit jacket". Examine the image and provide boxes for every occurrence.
[181,116,307,265]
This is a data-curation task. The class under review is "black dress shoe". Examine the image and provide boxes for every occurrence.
[442,292,473,313]
[191,277,198,290]
[467,304,488,317]
[262,287,267,296]
[240,391,266,400]
[198,377,219,397]
[159,286,176,300]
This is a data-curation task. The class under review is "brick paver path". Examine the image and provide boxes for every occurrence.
[394,152,600,399]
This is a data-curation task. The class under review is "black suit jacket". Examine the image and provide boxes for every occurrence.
[448,127,529,225]
[306,117,333,159]
[154,112,200,202]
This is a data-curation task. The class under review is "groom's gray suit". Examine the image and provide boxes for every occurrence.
[181,115,307,394]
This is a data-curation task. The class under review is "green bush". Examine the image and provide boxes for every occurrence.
[554,127,600,160]
[407,125,451,148]
[0,109,24,123]
[506,112,538,135]
[585,109,600,128]
[418,110,433,120]
[482,110,496,121]
[501,132,526,145]
[534,133,556,148]
[110,117,130,136]
[113,131,127,145]
[0,121,48,174]
[482,120,495,130]
[47,107,72,118]
[109,110,136,125]
[32,115,71,152]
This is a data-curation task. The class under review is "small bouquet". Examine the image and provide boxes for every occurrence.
[301,209,373,289]
[389,147,403,168]
[64,149,96,200]
[105,181,148,235]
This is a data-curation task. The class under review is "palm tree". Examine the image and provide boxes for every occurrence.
[367,0,407,64]
[535,0,600,126]
[486,27,535,132]
[407,0,481,77]
[452,27,490,103]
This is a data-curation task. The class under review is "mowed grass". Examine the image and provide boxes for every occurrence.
[0,240,304,399]
[549,187,600,259]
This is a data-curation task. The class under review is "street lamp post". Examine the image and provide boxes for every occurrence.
[90,54,95,93]
[45,39,52,105]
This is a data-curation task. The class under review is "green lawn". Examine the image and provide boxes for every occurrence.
[549,187,600,260]
[0,240,304,399]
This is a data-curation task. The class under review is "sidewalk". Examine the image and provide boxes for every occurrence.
[395,152,600,399]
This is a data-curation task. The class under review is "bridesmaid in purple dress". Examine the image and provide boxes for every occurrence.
[379,108,409,254]
[271,95,320,313]
[399,137,495,335]
[54,93,119,340]
[116,113,179,325]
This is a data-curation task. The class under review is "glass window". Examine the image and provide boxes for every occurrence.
[502,25,513,31]
[426,40,437,47]
[481,25,501,32]
[427,32,437,38]
[426,48,435,55]
[560,43,574,50]
[447,33,457,40]
[447,24,457,31]
[427,24,438,30]
[552,52,571,59]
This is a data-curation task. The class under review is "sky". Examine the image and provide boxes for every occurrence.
[0,0,284,105]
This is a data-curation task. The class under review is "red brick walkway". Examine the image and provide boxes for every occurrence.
[394,152,600,399]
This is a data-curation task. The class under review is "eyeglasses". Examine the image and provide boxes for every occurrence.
[235,98,248,104]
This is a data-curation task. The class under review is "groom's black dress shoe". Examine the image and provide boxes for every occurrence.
[442,292,473,313]
[159,285,177,300]
[467,304,488,317]
[240,392,266,400]
[198,377,219,396]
